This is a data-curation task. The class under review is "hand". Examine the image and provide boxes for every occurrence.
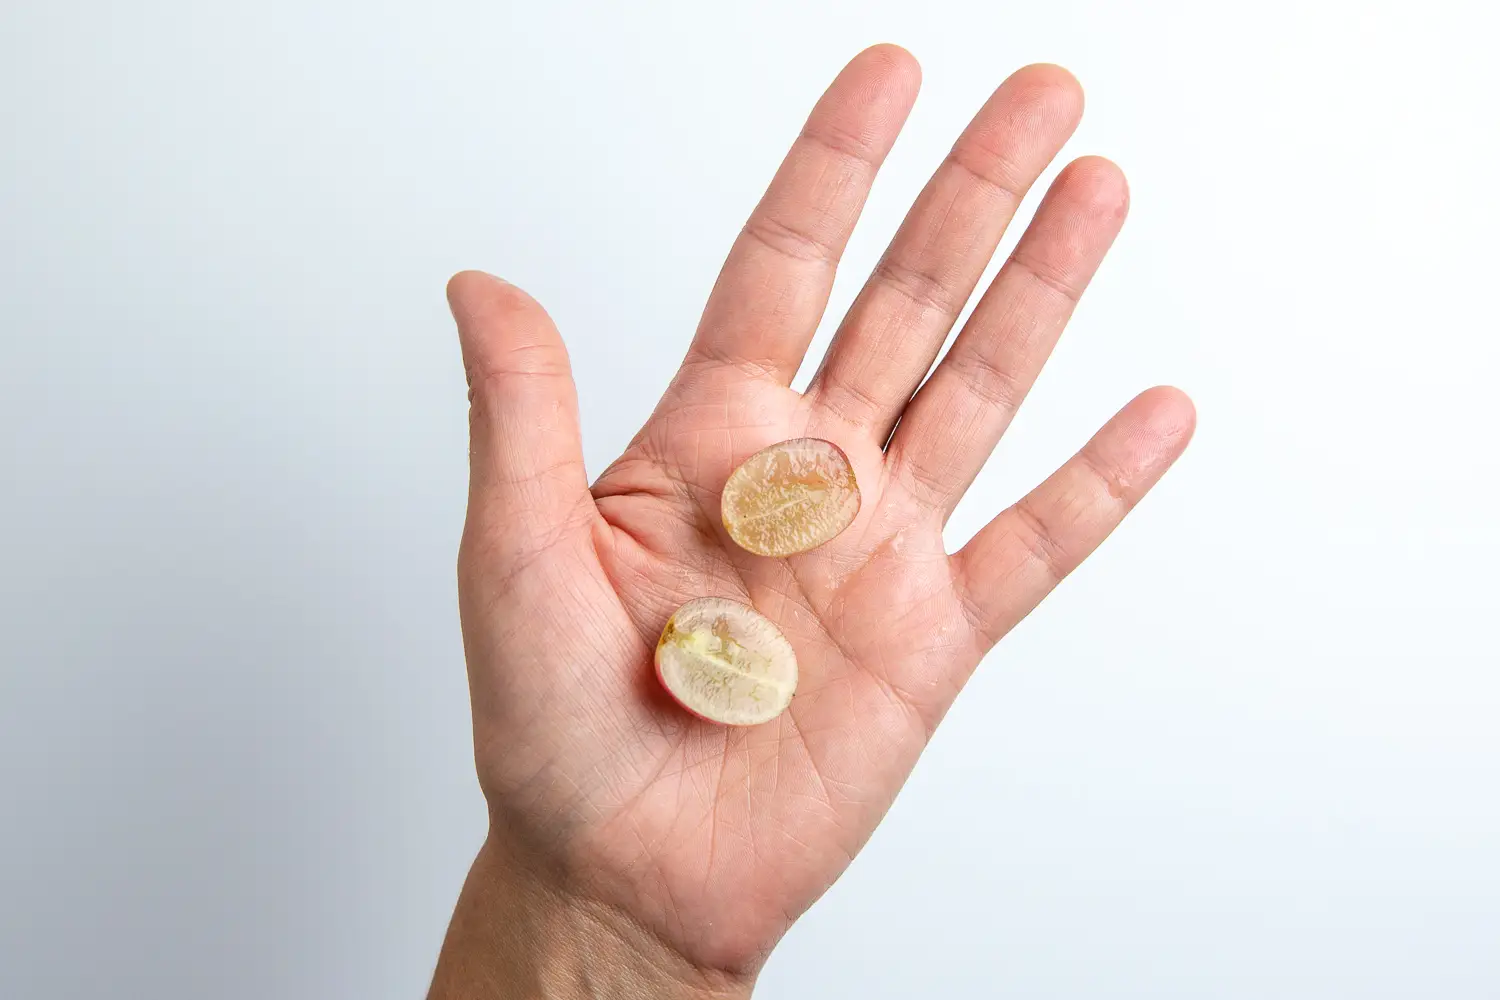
[430,45,1194,999]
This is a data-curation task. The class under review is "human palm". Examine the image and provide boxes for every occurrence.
[445,46,1193,983]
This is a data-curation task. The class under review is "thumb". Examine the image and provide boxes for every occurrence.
[447,270,590,557]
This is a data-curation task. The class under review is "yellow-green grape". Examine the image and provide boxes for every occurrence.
[721,438,860,557]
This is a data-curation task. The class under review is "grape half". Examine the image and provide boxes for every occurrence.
[655,597,798,726]
[721,438,860,557]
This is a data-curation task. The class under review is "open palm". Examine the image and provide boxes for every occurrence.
[445,46,1193,985]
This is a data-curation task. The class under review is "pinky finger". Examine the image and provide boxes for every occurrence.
[952,386,1196,646]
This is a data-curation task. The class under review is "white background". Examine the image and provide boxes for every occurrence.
[2,1,1497,996]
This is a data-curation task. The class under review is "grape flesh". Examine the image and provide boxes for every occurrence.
[655,597,797,726]
[721,438,859,557]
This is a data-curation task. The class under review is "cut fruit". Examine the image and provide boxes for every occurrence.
[655,597,798,726]
[721,437,860,557]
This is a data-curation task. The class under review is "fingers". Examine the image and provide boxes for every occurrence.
[683,44,921,383]
[448,271,593,558]
[951,387,1195,645]
[807,64,1084,440]
[886,156,1130,515]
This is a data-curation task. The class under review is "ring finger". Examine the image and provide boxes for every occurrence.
[886,155,1132,518]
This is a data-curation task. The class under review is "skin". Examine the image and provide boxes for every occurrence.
[429,45,1196,1000]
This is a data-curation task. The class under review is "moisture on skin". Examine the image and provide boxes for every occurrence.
[655,597,798,726]
[721,438,860,557]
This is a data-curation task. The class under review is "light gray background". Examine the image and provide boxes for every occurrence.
[2,0,1497,996]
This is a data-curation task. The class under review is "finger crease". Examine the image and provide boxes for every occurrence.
[682,340,786,382]
[943,348,1025,412]
[950,562,1003,647]
[871,254,961,316]
[814,369,891,428]
[945,145,1028,205]
[1010,497,1069,583]
[1008,251,1084,304]
[799,124,883,172]
[1076,448,1133,506]
[894,451,953,510]
[741,213,841,265]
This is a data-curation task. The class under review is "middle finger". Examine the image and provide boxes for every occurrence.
[806,64,1084,442]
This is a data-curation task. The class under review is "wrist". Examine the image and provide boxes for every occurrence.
[429,828,754,1000]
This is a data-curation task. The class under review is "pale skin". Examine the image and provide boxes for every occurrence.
[429,45,1196,999]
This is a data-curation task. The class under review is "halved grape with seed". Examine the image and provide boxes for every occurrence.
[655,597,798,726]
[721,438,860,557]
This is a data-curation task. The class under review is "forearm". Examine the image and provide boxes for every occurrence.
[428,830,754,1000]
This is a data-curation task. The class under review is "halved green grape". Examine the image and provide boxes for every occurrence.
[655,597,797,726]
